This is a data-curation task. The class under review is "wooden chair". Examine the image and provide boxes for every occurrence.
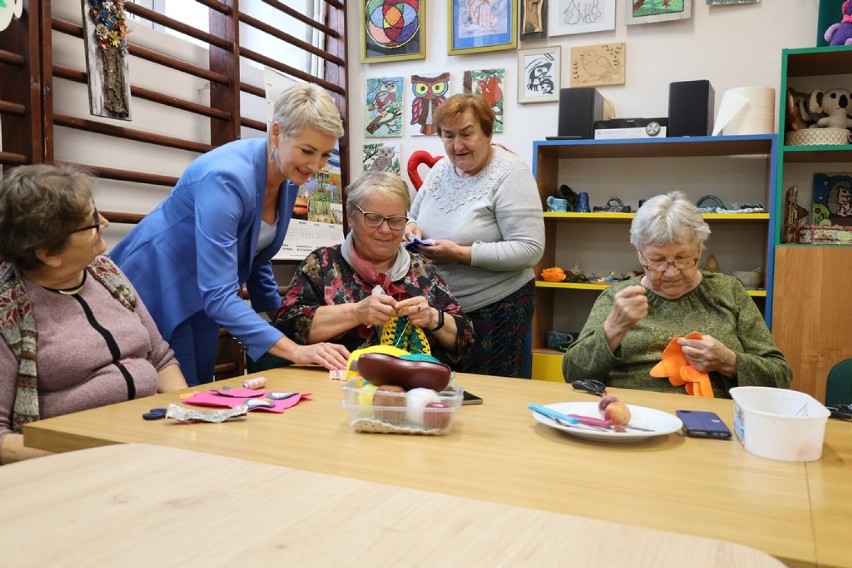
[825,358,852,406]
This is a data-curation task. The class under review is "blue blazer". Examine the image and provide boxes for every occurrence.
[110,138,296,361]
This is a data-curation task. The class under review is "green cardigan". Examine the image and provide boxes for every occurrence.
[563,272,793,397]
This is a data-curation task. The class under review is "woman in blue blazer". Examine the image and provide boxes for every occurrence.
[110,83,350,385]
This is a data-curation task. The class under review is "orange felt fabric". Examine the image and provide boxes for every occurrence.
[650,332,714,398]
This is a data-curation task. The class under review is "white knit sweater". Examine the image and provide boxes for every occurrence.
[410,147,545,312]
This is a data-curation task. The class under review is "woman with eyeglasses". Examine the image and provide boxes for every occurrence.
[0,165,187,463]
[273,172,473,364]
[110,83,350,385]
[564,191,791,397]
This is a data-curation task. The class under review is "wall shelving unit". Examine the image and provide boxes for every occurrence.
[530,135,777,382]
[771,46,852,401]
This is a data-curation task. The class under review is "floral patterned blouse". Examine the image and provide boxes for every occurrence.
[274,245,474,367]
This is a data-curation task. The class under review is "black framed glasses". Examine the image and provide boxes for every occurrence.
[638,250,699,273]
[354,204,408,231]
[70,204,101,234]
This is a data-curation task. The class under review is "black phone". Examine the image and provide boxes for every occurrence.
[676,410,732,439]
[462,390,483,405]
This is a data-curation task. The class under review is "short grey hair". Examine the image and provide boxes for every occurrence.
[345,171,411,216]
[272,83,344,138]
[629,191,711,249]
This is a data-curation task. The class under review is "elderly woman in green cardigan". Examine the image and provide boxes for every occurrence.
[563,191,792,397]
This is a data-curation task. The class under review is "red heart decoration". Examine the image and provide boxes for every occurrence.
[407,150,442,190]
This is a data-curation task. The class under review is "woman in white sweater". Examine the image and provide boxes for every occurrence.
[406,94,545,377]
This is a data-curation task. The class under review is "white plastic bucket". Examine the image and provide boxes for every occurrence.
[729,386,830,462]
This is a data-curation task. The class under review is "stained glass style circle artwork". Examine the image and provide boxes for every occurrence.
[366,0,420,49]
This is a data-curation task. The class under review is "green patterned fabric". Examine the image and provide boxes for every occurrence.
[563,272,792,398]
[0,256,136,432]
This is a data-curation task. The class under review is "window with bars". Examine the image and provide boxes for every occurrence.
[0,0,349,231]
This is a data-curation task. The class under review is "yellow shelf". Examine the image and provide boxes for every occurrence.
[543,212,633,220]
[531,352,566,382]
[543,212,768,221]
[536,281,610,290]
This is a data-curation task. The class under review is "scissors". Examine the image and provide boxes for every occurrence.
[570,379,607,397]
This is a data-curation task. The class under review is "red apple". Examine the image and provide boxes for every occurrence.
[598,394,620,415]
[423,402,451,430]
[604,401,632,432]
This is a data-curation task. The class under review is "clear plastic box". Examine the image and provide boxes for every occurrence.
[340,379,463,435]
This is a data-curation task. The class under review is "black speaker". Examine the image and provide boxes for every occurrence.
[667,80,715,137]
[557,87,603,139]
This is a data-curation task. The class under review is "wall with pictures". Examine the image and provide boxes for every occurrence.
[346,1,818,186]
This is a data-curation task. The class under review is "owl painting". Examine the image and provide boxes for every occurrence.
[410,72,450,136]
[362,142,401,174]
[365,76,403,137]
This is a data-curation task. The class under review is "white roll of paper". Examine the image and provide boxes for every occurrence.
[712,87,775,136]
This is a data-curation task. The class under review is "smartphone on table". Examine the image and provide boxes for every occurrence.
[676,410,732,439]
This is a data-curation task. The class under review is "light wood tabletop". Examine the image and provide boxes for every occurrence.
[23,367,852,567]
[0,443,785,567]
[805,417,852,568]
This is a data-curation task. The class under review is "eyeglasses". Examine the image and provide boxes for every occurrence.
[354,204,408,231]
[70,204,102,234]
[638,250,699,273]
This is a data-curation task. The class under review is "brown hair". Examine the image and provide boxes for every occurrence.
[433,94,496,138]
[0,164,95,270]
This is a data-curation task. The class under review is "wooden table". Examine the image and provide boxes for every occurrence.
[24,368,852,567]
[0,443,784,567]
[804,417,852,568]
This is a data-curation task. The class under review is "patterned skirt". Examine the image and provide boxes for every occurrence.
[458,280,534,378]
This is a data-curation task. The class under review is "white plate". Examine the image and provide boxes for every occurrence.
[532,402,683,443]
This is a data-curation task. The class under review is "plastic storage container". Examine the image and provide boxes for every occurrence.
[341,379,463,435]
[729,386,830,462]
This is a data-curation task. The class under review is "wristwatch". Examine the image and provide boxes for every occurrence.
[646,121,662,137]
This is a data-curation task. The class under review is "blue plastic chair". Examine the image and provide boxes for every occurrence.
[825,358,852,406]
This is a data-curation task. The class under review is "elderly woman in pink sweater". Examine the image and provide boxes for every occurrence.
[0,165,186,464]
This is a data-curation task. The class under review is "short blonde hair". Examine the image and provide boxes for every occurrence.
[272,83,344,139]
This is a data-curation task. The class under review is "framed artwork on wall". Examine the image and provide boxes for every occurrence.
[361,0,426,63]
[518,46,561,103]
[81,0,132,120]
[464,68,505,131]
[812,172,852,227]
[409,72,451,135]
[570,42,625,87]
[625,0,692,25]
[448,0,518,55]
[549,0,616,37]
[363,141,402,174]
[521,0,548,40]
[365,76,404,137]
